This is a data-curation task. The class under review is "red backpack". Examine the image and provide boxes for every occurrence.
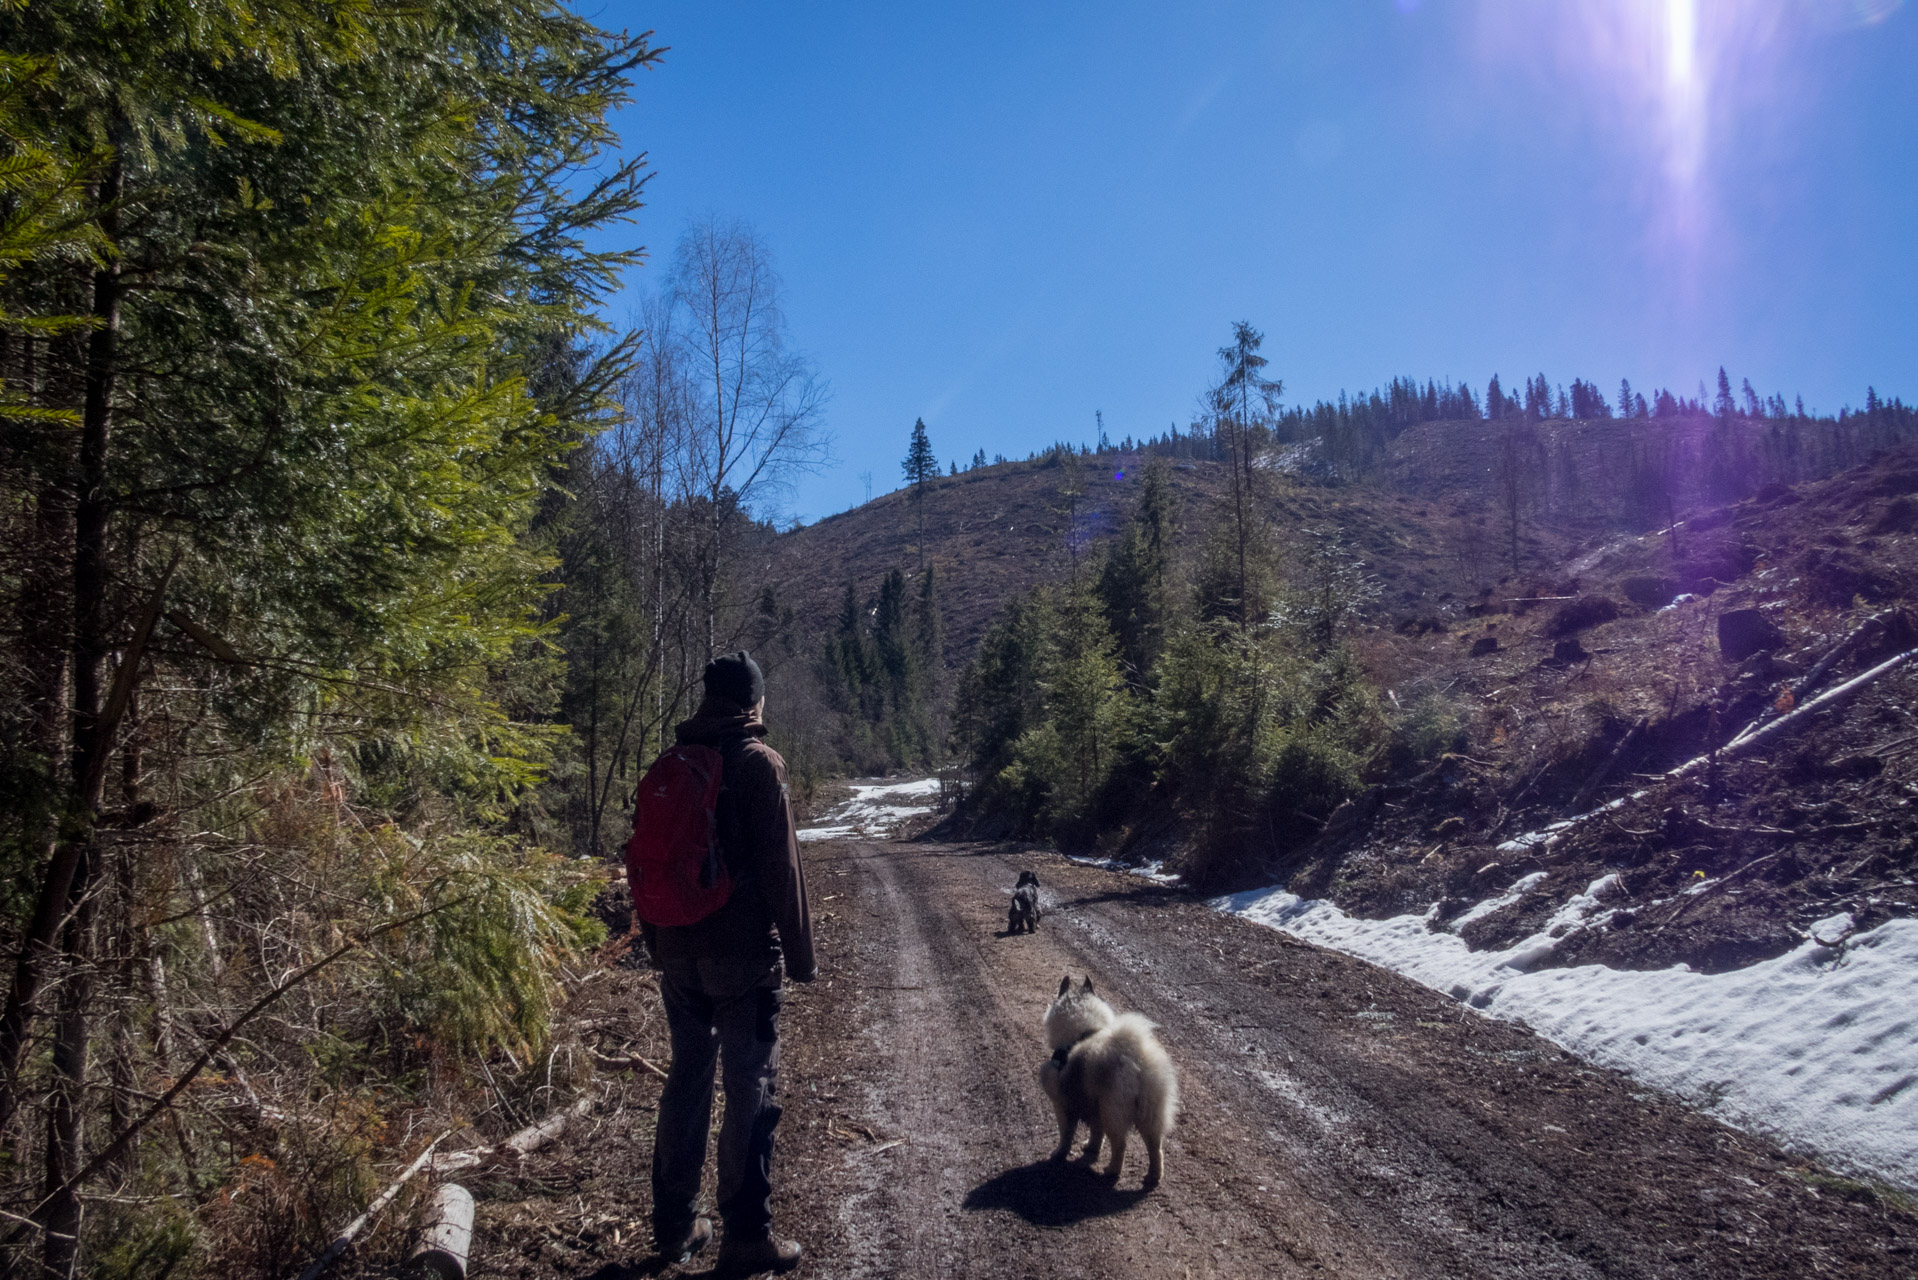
[625,742,740,927]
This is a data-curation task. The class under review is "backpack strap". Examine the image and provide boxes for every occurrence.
[710,734,757,871]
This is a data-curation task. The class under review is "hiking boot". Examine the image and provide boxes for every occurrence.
[714,1232,802,1274]
[656,1216,712,1264]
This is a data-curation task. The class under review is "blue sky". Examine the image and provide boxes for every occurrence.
[586,1,1918,523]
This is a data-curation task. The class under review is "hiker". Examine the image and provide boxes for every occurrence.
[637,652,816,1273]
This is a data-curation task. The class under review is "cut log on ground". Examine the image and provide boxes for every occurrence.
[406,1183,475,1280]
[1501,647,1918,858]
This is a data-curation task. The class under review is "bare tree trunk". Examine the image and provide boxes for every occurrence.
[144,951,173,1073]
[26,481,73,800]
[0,156,126,1133]
[585,643,601,856]
[41,873,98,1276]
[1229,419,1247,620]
[651,438,666,744]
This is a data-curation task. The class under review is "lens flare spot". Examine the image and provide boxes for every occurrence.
[1844,0,1904,25]
[1664,0,1697,89]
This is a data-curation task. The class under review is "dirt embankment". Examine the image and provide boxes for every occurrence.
[1296,446,1918,977]
[455,841,1915,1279]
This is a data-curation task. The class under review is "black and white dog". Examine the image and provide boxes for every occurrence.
[1008,870,1041,934]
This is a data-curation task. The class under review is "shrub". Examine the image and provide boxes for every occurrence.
[1397,693,1469,762]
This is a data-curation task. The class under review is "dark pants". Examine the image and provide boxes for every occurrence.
[652,956,784,1249]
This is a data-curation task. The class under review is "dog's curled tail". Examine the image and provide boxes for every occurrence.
[1112,1013,1178,1137]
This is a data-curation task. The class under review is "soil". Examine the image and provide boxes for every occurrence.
[1278,444,1918,977]
[450,838,1916,1279]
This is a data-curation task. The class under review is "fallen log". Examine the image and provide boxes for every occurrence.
[297,1132,448,1280]
[1499,647,1918,858]
[429,1094,595,1173]
[407,1183,475,1280]
[1728,610,1896,749]
[1712,646,1918,764]
[505,1094,594,1156]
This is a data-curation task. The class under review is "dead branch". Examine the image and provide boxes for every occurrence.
[1571,716,1647,811]
[573,1017,626,1033]
[429,1094,596,1173]
[25,900,462,1223]
[1661,850,1791,925]
[295,1132,449,1280]
[590,1049,667,1080]
[1728,611,1894,750]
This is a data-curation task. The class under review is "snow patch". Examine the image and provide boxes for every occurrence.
[1450,871,1548,928]
[798,777,942,843]
[1217,879,1918,1190]
[1067,854,1180,883]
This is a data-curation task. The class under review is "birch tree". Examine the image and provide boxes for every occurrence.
[671,220,829,653]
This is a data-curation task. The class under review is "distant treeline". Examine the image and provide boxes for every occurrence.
[970,369,1916,495]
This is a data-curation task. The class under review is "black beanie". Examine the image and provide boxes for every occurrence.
[703,650,764,710]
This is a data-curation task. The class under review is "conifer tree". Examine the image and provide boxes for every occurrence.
[0,0,655,1263]
[903,417,936,562]
[1210,322,1282,623]
[903,417,937,493]
[1097,459,1177,683]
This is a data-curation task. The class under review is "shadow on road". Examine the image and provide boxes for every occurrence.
[962,1160,1150,1226]
[1051,884,1189,912]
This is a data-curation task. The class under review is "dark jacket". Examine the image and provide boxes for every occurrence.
[639,697,817,982]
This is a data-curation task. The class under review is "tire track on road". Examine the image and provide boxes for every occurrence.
[775,838,1918,1280]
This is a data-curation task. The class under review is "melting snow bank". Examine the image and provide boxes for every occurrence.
[1066,854,1181,884]
[1216,882,1918,1190]
[798,776,942,843]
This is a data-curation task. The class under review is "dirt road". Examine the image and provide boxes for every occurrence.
[470,837,1917,1279]
[770,839,1914,1280]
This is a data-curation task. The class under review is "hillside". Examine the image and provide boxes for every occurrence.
[767,427,1918,982]
[769,452,1532,674]
[770,407,1908,681]
[1300,443,1918,966]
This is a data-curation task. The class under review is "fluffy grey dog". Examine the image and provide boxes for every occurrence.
[1037,975,1178,1189]
[1008,870,1041,934]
